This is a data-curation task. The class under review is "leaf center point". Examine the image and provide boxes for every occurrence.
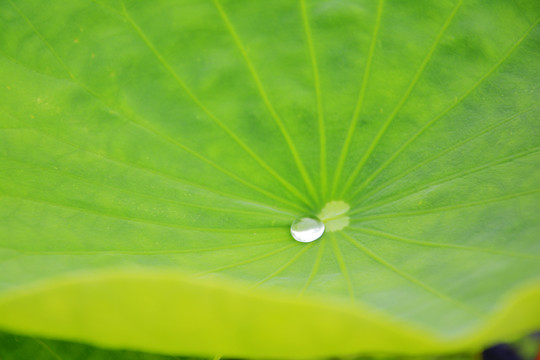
[318,201,350,232]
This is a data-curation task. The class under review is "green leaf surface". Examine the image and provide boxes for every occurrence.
[0,0,539,358]
[0,331,481,360]
[0,331,190,360]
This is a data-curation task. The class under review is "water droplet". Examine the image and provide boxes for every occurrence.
[290,217,324,243]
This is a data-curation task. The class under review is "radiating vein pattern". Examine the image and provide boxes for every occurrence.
[300,0,326,200]
[0,0,539,342]
[120,0,313,208]
[6,0,307,212]
[212,0,320,205]
[338,0,464,198]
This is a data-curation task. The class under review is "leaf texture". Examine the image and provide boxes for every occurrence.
[0,0,539,357]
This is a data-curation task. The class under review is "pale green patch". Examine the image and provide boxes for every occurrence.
[318,200,351,232]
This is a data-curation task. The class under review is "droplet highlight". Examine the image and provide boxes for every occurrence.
[290,217,325,243]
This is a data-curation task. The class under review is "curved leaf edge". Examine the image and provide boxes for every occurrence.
[0,268,538,358]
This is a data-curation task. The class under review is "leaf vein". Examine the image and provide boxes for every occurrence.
[354,104,539,204]
[351,189,540,220]
[349,16,540,200]
[330,233,355,301]
[0,154,293,220]
[0,194,284,234]
[8,0,302,212]
[340,0,463,198]
[341,231,479,314]
[213,0,319,206]
[1,119,299,215]
[351,145,540,215]
[300,0,326,199]
[299,237,325,295]
[197,243,296,276]
[331,0,384,198]
[253,243,313,287]
[120,1,311,208]
[10,239,283,257]
[348,226,540,260]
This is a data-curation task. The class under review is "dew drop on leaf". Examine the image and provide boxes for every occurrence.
[290,217,325,243]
